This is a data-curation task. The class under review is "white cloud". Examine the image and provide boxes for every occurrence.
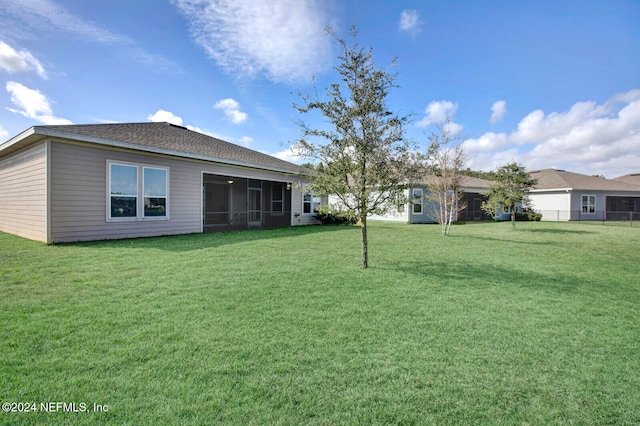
[441,121,464,136]
[268,146,304,163]
[489,100,506,123]
[171,0,333,83]
[146,109,252,146]
[213,98,248,124]
[0,0,124,43]
[0,123,8,140]
[6,81,71,125]
[416,100,458,126]
[237,136,253,147]
[211,132,255,147]
[416,100,464,135]
[399,10,421,35]
[0,0,180,73]
[0,41,47,79]
[147,109,209,134]
[462,89,640,177]
[148,109,184,126]
[186,124,208,134]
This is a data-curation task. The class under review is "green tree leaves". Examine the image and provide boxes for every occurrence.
[294,26,418,268]
[482,162,538,228]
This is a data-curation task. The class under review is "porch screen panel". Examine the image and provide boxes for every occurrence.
[204,182,230,225]
[272,184,284,213]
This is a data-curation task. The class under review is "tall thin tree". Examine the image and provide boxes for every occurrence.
[294,26,417,268]
[424,122,467,235]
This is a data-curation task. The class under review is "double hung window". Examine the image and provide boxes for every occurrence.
[412,188,423,214]
[109,164,138,218]
[143,167,167,217]
[303,193,321,214]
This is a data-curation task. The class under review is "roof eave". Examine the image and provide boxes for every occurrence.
[0,126,38,155]
[4,126,306,176]
[529,188,573,193]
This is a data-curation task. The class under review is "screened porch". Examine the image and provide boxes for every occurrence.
[203,174,292,232]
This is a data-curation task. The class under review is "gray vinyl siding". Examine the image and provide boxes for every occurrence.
[0,142,48,242]
[290,188,324,226]
[409,186,437,224]
[48,140,314,242]
[50,140,201,242]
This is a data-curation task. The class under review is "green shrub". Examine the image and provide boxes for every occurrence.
[315,204,357,225]
[515,209,542,221]
[528,210,543,221]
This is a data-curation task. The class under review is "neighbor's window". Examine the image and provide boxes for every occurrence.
[272,184,284,214]
[581,195,596,214]
[108,162,168,220]
[110,163,138,218]
[303,193,321,214]
[412,188,423,214]
[143,167,167,217]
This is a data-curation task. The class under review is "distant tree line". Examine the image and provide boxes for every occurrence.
[460,168,500,181]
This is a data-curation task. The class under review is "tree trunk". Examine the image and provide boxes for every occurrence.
[440,189,447,235]
[445,198,455,236]
[360,216,368,269]
[511,208,516,229]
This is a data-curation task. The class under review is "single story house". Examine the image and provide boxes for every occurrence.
[368,175,495,223]
[528,169,640,221]
[0,122,321,243]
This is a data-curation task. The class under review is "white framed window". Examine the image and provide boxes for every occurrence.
[303,192,321,215]
[581,194,596,214]
[412,188,423,214]
[109,163,138,218]
[143,167,168,217]
[108,161,169,220]
[272,184,284,214]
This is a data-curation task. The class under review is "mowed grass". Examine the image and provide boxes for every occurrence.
[1,221,639,424]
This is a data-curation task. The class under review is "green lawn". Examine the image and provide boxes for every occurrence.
[1,221,638,424]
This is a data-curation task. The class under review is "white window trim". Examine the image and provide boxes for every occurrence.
[581,194,596,214]
[107,160,170,221]
[143,166,169,219]
[412,188,423,214]
[302,190,321,216]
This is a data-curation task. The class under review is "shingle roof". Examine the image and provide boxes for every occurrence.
[531,169,640,191]
[7,122,309,175]
[613,173,640,186]
[460,175,494,190]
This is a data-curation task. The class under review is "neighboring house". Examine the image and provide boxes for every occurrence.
[528,169,640,221]
[0,122,320,243]
[614,173,640,186]
[368,175,495,223]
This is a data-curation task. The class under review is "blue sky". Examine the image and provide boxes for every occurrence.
[0,0,638,178]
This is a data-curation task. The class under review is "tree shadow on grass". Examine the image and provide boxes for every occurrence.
[66,225,359,252]
[518,228,594,235]
[377,258,581,295]
[448,234,551,246]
